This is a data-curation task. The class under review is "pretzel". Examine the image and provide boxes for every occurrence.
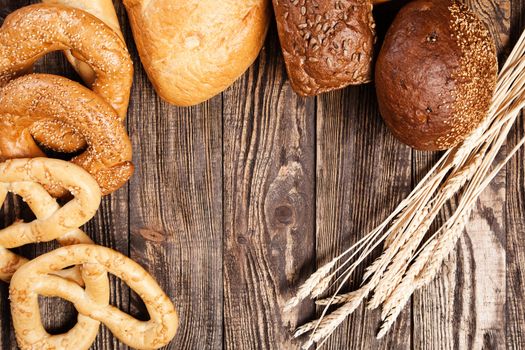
[0,74,134,195]
[0,157,100,282]
[42,0,125,86]
[0,4,132,120]
[10,244,179,350]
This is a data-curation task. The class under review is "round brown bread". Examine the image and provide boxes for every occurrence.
[123,0,270,106]
[273,0,376,96]
[375,0,497,150]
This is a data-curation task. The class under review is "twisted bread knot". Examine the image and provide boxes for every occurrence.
[0,158,178,350]
[0,4,134,196]
[0,74,134,195]
[0,4,132,119]
[0,158,100,282]
[0,4,178,349]
[11,244,179,350]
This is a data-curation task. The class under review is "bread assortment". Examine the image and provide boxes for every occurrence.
[0,3,178,349]
[122,0,270,106]
[272,0,376,96]
[0,0,500,348]
[375,0,497,150]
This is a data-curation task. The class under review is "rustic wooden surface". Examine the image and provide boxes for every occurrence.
[0,0,522,349]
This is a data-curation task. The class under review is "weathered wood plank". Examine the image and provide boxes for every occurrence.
[411,152,507,350]
[126,36,224,350]
[316,83,413,349]
[222,29,316,349]
[412,1,510,349]
[506,2,525,348]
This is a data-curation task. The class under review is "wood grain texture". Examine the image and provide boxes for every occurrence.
[506,2,525,349]
[412,1,510,349]
[315,86,412,349]
[127,31,224,350]
[222,29,316,349]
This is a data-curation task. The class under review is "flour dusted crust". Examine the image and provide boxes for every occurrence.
[123,0,270,106]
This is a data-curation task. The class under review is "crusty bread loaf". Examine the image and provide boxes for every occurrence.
[122,0,270,106]
[375,0,497,150]
[272,0,376,96]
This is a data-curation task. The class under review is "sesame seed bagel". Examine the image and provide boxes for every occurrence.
[375,0,497,151]
[0,4,132,120]
[0,74,134,196]
[42,0,126,86]
[273,0,376,96]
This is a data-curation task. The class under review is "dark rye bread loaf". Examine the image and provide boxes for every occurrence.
[273,0,376,96]
[375,0,497,151]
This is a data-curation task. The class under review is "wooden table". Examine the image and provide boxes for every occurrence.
[0,0,523,349]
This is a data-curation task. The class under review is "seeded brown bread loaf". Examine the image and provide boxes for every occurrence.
[272,0,376,96]
[375,0,497,150]
[123,0,270,106]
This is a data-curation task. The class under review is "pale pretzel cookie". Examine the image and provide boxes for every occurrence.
[0,158,101,282]
[0,74,134,195]
[10,244,179,350]
[0,3,133,153]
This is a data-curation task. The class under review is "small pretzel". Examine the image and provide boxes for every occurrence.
[0,158,100,282]
[0,74,134,195]
[10,244,179,350]
[0,4,132,119]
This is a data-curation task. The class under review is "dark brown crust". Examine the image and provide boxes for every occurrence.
[273,0,376,96]
[375,0,497,151]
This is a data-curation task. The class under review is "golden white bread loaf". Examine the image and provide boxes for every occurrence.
[123,0,270,106]
[42,0,123,39]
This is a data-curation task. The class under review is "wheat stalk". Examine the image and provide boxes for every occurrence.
[286,28,525,349]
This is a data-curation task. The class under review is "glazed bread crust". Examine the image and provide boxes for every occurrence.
[375,0,497,150]
[123,0,270,106]
[0,4,133,120]
[0,74,134,195]
[273,0,376,96]
[42,0,125,86]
